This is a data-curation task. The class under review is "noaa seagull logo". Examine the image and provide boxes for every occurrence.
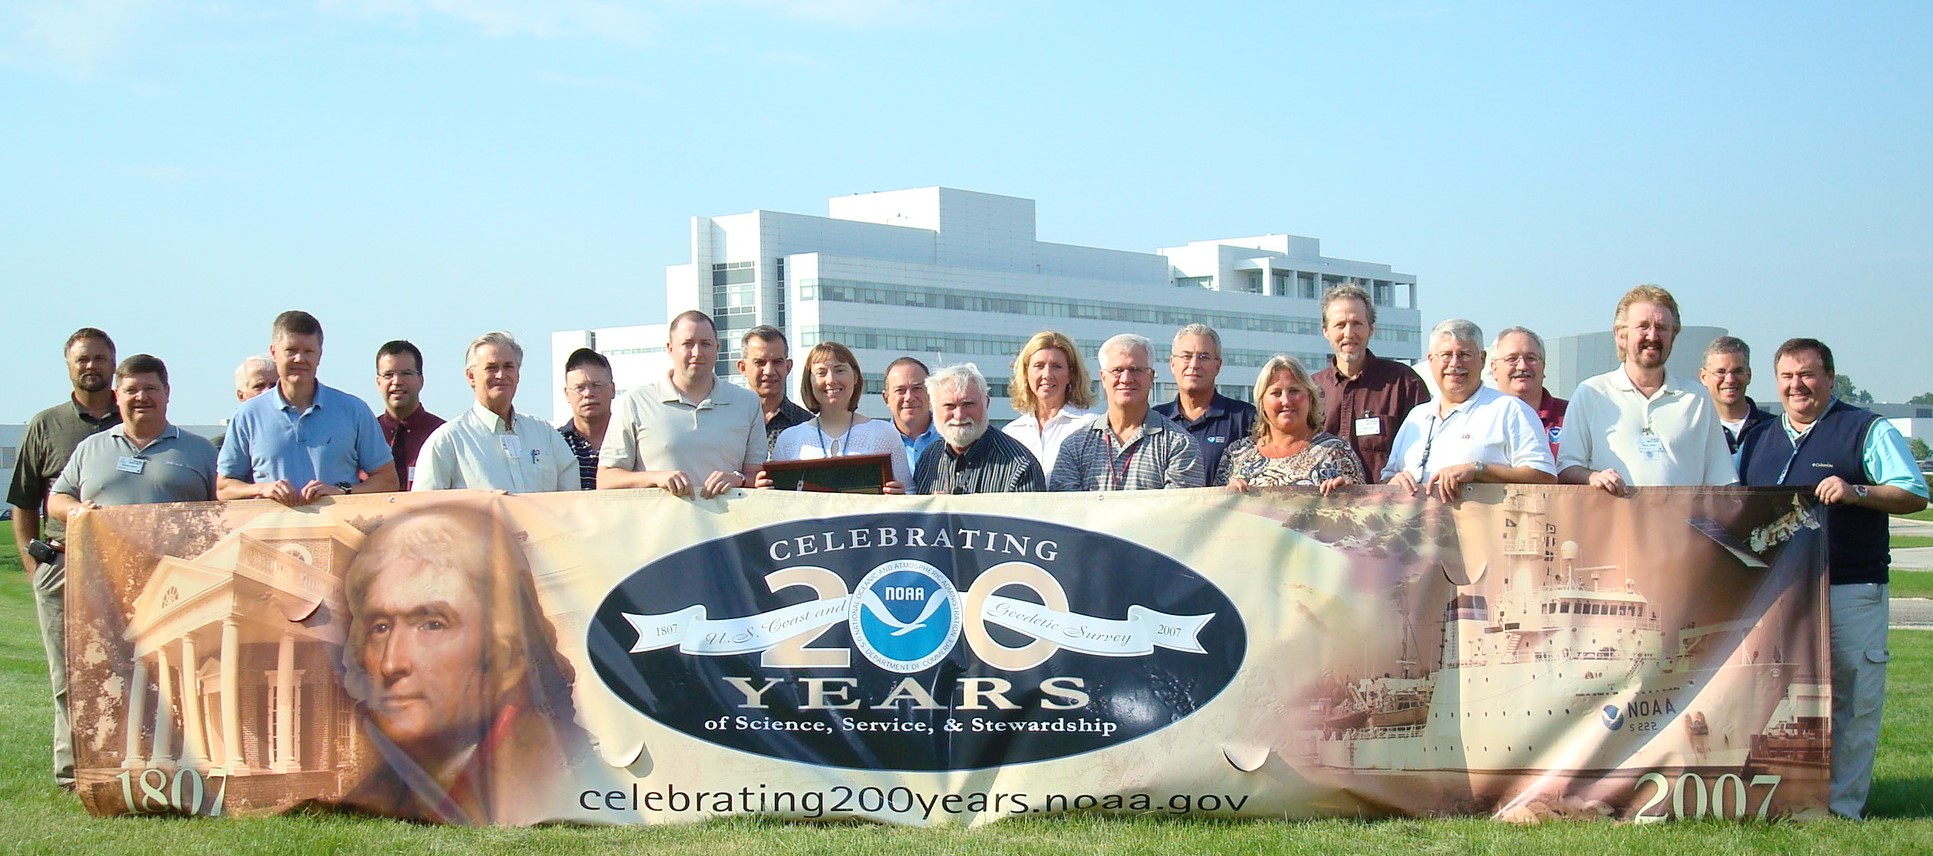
[1601,704,1625,731]
[849,559,961,673]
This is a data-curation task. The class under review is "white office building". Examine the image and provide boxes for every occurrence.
[552,187,1421,423]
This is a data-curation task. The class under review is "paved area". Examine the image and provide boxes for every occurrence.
[1893,516,1933,571]
[1895,595,1933,629]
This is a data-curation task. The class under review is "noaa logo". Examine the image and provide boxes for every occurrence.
[1601,704,1625,731]
[1548,425,1563,444]
[849,560,960,673]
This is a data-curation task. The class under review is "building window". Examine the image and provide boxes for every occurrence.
[1176,276,1213,290]
[1244,271,1263,293]
[1299,273,1317,299]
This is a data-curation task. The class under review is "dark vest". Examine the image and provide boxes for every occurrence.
[1737,400,1888,584]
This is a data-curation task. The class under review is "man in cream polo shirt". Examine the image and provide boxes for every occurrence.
[1558,285,1736,493]
[412,332,579,494]
[597,310,765,499]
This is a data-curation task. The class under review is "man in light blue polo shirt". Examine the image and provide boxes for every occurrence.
[413,332,579,493]
[218,310,397,505]
[50,354,217,514]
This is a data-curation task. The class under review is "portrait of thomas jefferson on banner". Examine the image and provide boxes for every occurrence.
[333,501,623,825]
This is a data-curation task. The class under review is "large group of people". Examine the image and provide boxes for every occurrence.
[8,283,1926,819]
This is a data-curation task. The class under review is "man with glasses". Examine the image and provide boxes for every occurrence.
[912,363,1044,494]
[1049,334,1204,491]
[558,347,614,491]
[1700,336,1769,454]
[1385,320,1556,502]
[1153,323,1255,486]
[1557,285,1735,494]
[1487,326,1567,457]
[375,340,443,491]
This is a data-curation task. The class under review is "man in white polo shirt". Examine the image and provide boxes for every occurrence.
[412,332,579,494]
[1558,285,1736,494]
[1382,319,1556,502]
[597,310,765,499]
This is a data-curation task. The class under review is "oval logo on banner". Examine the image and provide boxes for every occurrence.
[587,513,1246,771]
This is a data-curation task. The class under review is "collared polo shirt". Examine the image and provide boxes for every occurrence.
[1381,386,1557,482]
[379,407,445,490]
[7,397,122,540]
[1314,351,1432,484]
[218,382,394,487]
[1533,388,1568,457]
[1001,406,1097,475]
[1153,393,1257,487]
[1719,397,1773,455]
[912,429,1045,494]
[414,402,581,493]
[600,375,766,479]
[1557,367,1736,486]
[51,424,217,506]
[558,421,601,491]
[1048,409,1205,491]
[898,420,942,466]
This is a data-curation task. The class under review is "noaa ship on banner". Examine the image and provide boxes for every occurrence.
[1310,491,1798,774]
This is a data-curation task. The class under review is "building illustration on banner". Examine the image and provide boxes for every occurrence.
[117,511,365,805]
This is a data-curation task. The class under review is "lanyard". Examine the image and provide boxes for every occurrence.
[1106,430,1140,490]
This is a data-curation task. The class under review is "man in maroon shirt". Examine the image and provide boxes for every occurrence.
[1488,325,1568,457]
[375,340,444,490]
[1313,284,1429,482]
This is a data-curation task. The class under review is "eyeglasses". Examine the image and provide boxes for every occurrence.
[567,382,614,395]
[1706,368,1749,378]
[1496,354,1542,366]
[1102,366,1153,380]
[377,370,421,381]
[1430,351,1480,364]
[1171,352,1220,364]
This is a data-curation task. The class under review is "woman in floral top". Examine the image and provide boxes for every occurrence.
[1218,355,1365,494]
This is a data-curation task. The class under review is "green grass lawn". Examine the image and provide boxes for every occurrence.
[1906,507,1933,523]
[1893,573,1933,601]
[3,531,1931,854]
[1894,536,1933,550]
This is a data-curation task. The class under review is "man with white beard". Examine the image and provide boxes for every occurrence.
[911,363,1045,494]
[1557,285,1736,494]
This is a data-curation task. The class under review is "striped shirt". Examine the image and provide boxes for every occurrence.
[558,421,599,490]
[912,429,1045,494]
[1048,409,1205,491]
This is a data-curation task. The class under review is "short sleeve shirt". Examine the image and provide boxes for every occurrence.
[600,375,766,478]
[1153,393,1257,487]
[6,397,121,540]
[1557,368,1736,486]
[218,382,395,486]
[1381,386,1558,481]
[51,424,217,506]
[412,403,582,493]
[1048,409,1205,491]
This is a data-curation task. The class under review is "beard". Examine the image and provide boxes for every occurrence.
[938,418,987,449]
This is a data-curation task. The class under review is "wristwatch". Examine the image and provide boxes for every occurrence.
[1852,484,1869,503]
[335,481,355,495]
[1472,461,1487,478]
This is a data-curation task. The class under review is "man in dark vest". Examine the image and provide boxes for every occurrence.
[1737,337,1928,819]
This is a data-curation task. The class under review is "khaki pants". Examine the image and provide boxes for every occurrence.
[31,553,72,787]
[1829,582,1889,818]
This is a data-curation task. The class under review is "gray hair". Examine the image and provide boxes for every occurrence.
[1429,318,1484,350]
[1320,282,1376,326]
[1704,335,1750,362]
[1099,333,1152,363]
[1172,323,1222,354]
[466,331,524,367]
[1490,326,1546,357]
[233,354,275,392]
[926,363,988,402]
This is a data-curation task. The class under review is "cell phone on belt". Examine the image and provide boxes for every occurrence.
[25,539,60,565]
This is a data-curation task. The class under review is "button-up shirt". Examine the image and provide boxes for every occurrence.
[414,402,581,493]
[898,420,942,467]
[1001,406,1097,475]
[1381,386,1557,481]
[1558,367,1736,486]
[1314,351,1431,484]
[379,407,444,490]
[1153,393,1256,486]
[764,398,813,454]
[1048,409,1205,491]
[913,429,1045,494]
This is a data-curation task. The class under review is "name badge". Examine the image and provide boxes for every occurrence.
[116,456,146,474]
[1354,416,1382,437]
[1637,431,1664,462]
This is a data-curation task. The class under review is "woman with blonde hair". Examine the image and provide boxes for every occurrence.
[1218,354,1363,494]
[765,341,910,493]
[1000,330,1097,473]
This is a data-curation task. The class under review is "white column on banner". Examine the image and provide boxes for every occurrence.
[220,616,246,772]
[122,658,149,769]
[150,646,176,770]
[272,632,296,773]
[179,634,208,765]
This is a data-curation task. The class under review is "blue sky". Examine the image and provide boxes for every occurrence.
[4,1,1929,424]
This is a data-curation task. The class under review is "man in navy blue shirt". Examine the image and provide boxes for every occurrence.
[1153,324,1254,486]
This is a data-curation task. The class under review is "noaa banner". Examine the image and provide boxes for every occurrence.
[63,485,1830,825]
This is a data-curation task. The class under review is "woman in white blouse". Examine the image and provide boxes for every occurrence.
[1000,330,1098,474]
[765,341,911,493]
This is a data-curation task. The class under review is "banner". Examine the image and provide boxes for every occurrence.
[64,485,1830,825]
